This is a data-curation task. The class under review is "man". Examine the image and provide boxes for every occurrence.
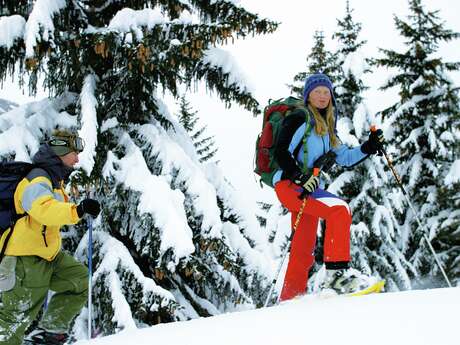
[0,129,100,345]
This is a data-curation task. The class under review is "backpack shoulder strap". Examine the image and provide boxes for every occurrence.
[302,107,312,173]
[291,106,312,173]
[25,167,53,187]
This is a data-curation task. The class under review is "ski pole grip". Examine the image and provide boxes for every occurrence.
[370,125,386,156]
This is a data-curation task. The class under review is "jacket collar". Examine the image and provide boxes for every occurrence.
[32,144,73,187]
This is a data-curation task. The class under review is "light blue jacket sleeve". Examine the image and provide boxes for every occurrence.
[333,144,368,167]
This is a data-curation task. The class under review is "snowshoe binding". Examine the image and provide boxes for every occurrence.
[320,268,385,296]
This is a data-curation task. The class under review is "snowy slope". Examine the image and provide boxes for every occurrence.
[75,287,459,345]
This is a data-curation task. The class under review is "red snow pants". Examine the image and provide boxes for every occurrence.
[274,180,352,301]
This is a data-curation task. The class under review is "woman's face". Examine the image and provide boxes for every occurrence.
[308,86,331,109]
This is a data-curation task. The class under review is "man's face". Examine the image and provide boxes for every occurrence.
[59,151,79,168]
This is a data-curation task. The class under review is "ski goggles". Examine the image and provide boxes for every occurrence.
[49,135,85,153]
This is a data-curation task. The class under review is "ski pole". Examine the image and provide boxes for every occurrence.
[85,186,94,339]
[263,168,320,307]
[88,215,93,339]
[371,126,452,288]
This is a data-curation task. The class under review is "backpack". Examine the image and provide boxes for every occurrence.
[254,96,312,188]
[0,162,37,263]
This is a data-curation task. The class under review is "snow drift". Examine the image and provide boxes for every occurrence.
[75,287,460,345]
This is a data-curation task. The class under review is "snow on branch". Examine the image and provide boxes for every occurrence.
[201,47,254,95]
[371,205,395,237]
[108,8,165,39]
[78,74,99,176]
[0,94,78,161]
[387,87,445,125]
[210,0,242,5]
[408,153,422,188]
[409,75,425,93]
[400,126,422,150]
[445,159,460,186]
[107,7,197,40]
[24,0,67,57]
[135,123,223,239]
[105,270,137,331]
[336,117,359,146]
[204,163,268,249]
[0,15,26,49]
[176,277,220,316]
[101,117,119,133]
[221,221,272,281]
[327,171,355,195]
[146,120,273,286]
[342,50,368,79]
[390,100,416,121]
[387,247,413,290]
[76,231,176,331]
[102,133,195,262]
[353,103,373,139]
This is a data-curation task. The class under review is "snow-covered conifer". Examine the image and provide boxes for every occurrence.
[289,30,340,97]
[332,0,370,119]
[0,0,277,337]
[327,1,413,291]
[177,95,218,163]
[376,0,460,287]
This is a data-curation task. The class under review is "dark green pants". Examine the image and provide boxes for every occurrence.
[0,252,88,345]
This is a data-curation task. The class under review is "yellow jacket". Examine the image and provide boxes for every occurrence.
[0,168,80,261]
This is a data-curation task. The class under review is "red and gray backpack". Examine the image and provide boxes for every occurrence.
[254,96,312,188]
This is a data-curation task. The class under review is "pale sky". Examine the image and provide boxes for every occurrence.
[1,0,459,205]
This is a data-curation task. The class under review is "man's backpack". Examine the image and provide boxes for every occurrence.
[0,162,37,263]
[254,96,312,188]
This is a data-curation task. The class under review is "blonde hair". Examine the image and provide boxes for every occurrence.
[307,102,339,148]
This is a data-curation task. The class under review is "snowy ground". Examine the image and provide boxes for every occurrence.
[75,287,459,345]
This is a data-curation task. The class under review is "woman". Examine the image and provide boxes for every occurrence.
[273,73,383,301]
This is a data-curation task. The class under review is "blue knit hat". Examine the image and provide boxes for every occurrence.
[303,73,336,106]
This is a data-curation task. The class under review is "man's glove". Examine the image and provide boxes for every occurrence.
[361,129,384,155]
[292,172,319,194]
[77,198,101,218]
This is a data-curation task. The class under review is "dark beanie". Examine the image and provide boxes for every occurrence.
[303,73,336,106]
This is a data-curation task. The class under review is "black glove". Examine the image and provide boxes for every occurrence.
[77,198,101,218]
[361,129,384,155]
[292,172,319,194]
